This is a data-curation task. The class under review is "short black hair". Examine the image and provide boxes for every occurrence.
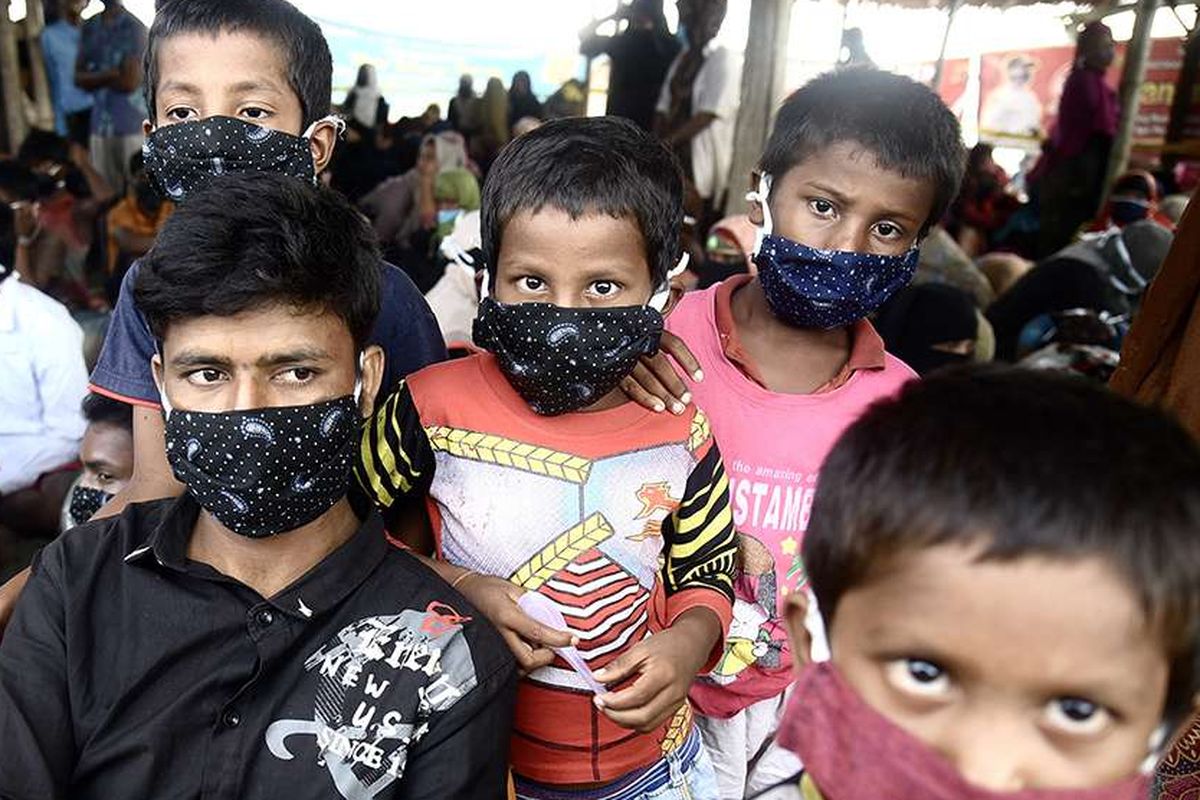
[481,116,683,288]
[761,69,966,231]
[17,128,70,167]
[145,0,332,128]
[136,172,380,350]
[82,393,134,433]
[805,365,1200,725]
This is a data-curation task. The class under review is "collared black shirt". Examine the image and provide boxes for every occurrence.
[0,496,516,800]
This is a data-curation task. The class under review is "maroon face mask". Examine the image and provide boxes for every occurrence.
[777,662,1154,800]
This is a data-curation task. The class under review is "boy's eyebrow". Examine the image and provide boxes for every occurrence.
[158,79,202,98]
[805,181,924,224]
[228,79,286,96]
[255,347,334,367]
[169,350,233,369]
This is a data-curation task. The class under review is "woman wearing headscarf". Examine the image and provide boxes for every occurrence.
[359,131,469,262]
[331,64,391,201]
[508,71,543,132]
[1030,22,1119,256]
[471,78,510,174]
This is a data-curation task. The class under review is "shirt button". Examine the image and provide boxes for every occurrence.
[222,710,241,729]
[256,609,274,627]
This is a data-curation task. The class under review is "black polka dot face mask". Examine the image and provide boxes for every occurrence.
[473,297,665,416]
[143,115,335,203]
[748,173,920,330]
[68,484,113,527]
[162,395,361,538]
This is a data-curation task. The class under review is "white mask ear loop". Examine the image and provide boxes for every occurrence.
[153,343,174,421]
[746,173,774,257]
[648,252,689,312]
[1140,724,1169,774]
[303,114,346,140]
[352,352,365,405]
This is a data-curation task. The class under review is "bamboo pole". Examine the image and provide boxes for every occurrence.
[23,0,54,132]
[724,0,793,217]
[931,0,962,93]
[0,0,28,152]
[1104,0,1159,191]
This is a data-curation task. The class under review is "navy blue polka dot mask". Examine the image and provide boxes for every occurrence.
[161,393,362,538]
[143,115,340,204]
[749,174,920,330]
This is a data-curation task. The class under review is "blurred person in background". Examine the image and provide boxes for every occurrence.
[75,0,147,192]
[332,64,392,201]
[0,203,88,544]
[876,283,980,375]
[1031,21,1118,257]
[41,0,93,147]
[1088,169,1176,232]
[656,0,739,227]
[944,143,1020,256]
[448,73,481,139]
[105,150,171,285]
[507,70,542,132]
[472,77,510,174]
[837,27,873,68]
[580,0,679,131]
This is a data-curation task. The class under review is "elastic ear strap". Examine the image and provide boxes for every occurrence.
[304,115,347,139]
[648,252,690,312]
[746,173,774,256]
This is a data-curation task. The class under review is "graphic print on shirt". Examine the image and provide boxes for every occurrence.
[265,605,478,800]
[430,427,696,693]
[712,532,786,683]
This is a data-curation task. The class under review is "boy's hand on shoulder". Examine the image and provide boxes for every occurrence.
[621,331,704,416]
[457,574,575,674]
[591,608,720,733]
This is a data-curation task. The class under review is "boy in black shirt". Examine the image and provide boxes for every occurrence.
[0,174,515,800]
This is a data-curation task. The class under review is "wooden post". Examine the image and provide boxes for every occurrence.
[724,0,793,217]
[23,0,54,132]
[931,0,962,93]
[1104,0,1159,191]
[0,0,28,153]
[1164,20,1200,170]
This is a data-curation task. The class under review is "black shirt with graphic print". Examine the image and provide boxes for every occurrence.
[0,495,517,800]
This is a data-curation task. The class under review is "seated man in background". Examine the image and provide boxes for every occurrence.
[0,203,88,553]
[0,173,515,799]
[60,392,134,530]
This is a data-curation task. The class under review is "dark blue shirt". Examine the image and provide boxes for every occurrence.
[90,259,447,406]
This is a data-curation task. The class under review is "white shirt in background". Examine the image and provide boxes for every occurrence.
[0,273,87,494]
[657,43,742,203]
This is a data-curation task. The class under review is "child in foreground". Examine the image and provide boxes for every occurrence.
[761,365,1200,799]
[356,116,738,799]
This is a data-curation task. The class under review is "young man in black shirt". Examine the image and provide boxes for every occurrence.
[0,173,516,800]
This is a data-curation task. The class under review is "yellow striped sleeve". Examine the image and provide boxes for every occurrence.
[353,381,434,510]
[661,442,737,602]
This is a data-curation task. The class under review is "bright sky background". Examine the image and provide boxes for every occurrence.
[7,0,1196,120]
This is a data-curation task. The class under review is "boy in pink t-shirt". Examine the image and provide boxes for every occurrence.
[650,69,966,797]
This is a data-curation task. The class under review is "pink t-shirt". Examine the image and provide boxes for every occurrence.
[667,280,916,718]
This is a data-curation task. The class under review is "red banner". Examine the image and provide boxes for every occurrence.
[978,39,1199,153]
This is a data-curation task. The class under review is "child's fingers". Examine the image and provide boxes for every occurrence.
[592,648,644,687]
[619,374,667,413]
[502,606,575,649]
[627,362,686,414]
[595,671,662,711]
[658,330,704,382]
[598,686,679,733]
[501,629,557,673]
[642,354,692,408]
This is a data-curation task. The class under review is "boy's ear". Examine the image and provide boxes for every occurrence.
[660,281,686,317]
[784,591,815,673]
[142,118,154,138]
[357,345,386,418]
[309,120,339,174]
[748,169,765,226]
[151,352,166,402]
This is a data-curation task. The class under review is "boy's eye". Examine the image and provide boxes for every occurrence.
[277,367,317,384]
[1045,697,1112,737]
[239,107,272,121]
[164,106,197,122]
[874,221,905,240]
[517,276,545,292]
[589,280,620,297]
[185,368,226,386]
[886,658,952,698]
[97,472,114,484]
[808,198,837,218]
